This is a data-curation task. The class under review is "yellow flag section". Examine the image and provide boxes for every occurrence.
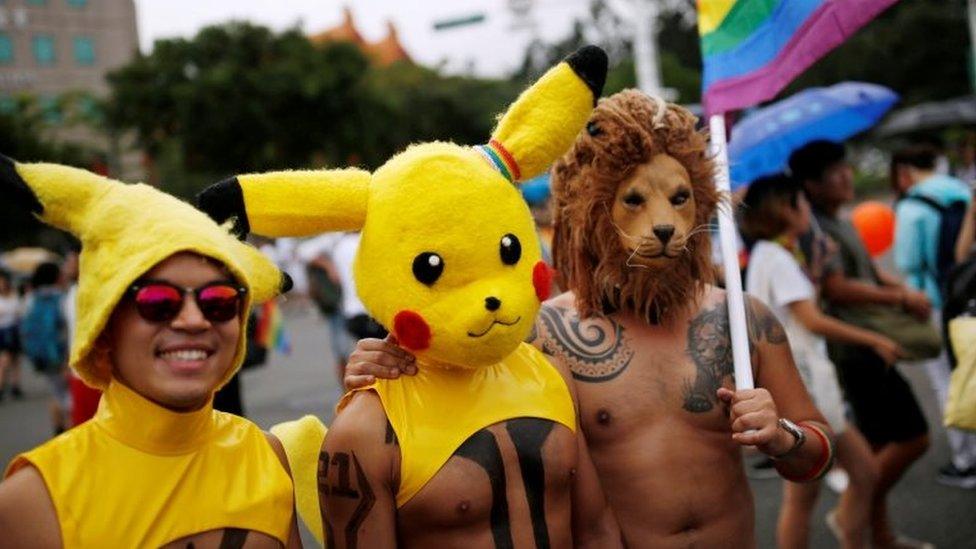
[697,0,737,35]
[947,317,976,431]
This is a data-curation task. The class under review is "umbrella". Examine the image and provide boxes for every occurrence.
[728,82,899,189]
[876,95,976,136]
[0,247,60,274]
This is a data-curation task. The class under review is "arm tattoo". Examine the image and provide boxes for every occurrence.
[746,299,788,345]
[318,451,376,549]
[537,305,634,382]
[384,420,398,446]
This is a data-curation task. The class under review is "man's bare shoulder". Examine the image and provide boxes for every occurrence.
[0,464,62,547]
[325,391,398,488]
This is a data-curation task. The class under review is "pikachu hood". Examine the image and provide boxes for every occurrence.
[200,46,608,369]
[0,155,287,389]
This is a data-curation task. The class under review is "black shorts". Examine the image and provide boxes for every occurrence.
[0,326,20,354]
[828,343,928,446]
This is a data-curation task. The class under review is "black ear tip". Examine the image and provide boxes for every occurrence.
[280,272,293,294]
[197,176,249,239]
[0,153,43,215]
[565,45,608,101]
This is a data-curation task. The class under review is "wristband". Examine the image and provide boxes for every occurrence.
[780,422,834,482]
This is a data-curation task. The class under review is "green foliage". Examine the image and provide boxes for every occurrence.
[788,0,970,106]
[0,96,91,250]
[105,22,521,198]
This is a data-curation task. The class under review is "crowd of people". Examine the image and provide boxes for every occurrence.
[0,47,971,548]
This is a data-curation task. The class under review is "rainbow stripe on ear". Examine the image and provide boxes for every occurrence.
[475,139,522,183]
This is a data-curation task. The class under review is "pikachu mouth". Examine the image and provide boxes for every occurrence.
[467,316,522,338]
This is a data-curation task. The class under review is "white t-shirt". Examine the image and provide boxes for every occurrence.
[745,240,823,359]
[0,293,20,329]
[746,240,849,432]
[297,232,367,319]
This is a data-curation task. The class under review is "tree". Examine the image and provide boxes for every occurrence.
[0,96,91,250]
[105,22,523,199]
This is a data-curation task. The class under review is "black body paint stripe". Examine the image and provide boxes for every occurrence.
[218,528,249,549]
[345,452,376,548]
[507,419,554,549]
[455,429,514,549]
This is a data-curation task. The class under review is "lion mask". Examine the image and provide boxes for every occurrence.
[551,89,719,324]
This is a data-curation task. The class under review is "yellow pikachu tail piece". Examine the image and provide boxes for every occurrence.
[483,45,607,181]
[270,415,329,546]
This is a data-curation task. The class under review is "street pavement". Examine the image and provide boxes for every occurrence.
[2,305,975,547]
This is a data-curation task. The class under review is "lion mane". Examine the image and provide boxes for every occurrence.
[551,89,719,324]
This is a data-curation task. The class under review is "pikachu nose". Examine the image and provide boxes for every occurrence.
[485,296,502,312]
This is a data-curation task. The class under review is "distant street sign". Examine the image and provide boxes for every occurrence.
[433,13,486,31]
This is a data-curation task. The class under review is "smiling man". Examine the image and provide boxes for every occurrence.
[0,155,300,548]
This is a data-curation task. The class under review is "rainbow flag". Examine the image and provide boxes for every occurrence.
[255,299,291,355]
[699,0,898,115]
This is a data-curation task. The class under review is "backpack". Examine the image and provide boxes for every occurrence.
[902,194,967,291]
[306,263,342,317]
[19,290,66,371]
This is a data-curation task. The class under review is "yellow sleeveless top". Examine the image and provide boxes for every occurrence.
[341,343,576,507]
[4,381,294,548]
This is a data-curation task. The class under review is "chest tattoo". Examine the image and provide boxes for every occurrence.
[682,299,787,413]
[533,305,634,382]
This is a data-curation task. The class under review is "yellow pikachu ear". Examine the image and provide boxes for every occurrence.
[1,153,117,236]
[480,46,607,182]
[197,169,370,238]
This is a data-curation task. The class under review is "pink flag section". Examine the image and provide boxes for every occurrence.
[703,0,898,115]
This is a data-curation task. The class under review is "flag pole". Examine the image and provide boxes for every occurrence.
[709,113,754,390]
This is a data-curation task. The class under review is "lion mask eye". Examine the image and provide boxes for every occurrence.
[623,191,645,208]
[586,121,603,137]
[670,189,691,206]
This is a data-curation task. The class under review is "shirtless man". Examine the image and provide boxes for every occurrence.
[0,156,300,548]
[346,91,835,547]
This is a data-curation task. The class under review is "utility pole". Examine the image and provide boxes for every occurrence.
[606,0,675,100]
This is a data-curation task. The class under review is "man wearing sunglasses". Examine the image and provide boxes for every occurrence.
[0,155,301,548]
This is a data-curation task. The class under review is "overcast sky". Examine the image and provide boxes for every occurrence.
[134,0,592,77]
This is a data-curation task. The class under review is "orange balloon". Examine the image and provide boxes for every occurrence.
[851,201,895,257]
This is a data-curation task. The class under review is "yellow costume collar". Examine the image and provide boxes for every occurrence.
[96,381,216,455]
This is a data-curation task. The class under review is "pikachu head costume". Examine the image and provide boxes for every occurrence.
[203,47,607,537]
[200,46,607,371]
[0,154,287,389]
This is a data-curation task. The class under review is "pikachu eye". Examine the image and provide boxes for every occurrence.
[500,234,521,266]
[413,252,444,286]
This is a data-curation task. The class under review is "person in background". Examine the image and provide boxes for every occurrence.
[742,174,895,549]
[0,269,24,403]
[891,144,976,489]
[296,233,350,392]
[790,140,934,549]
[60,250,102,426]
[20,262,69,435]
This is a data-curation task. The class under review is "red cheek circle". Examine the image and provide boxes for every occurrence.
[393,310,431,351]
[533,261,554,302]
